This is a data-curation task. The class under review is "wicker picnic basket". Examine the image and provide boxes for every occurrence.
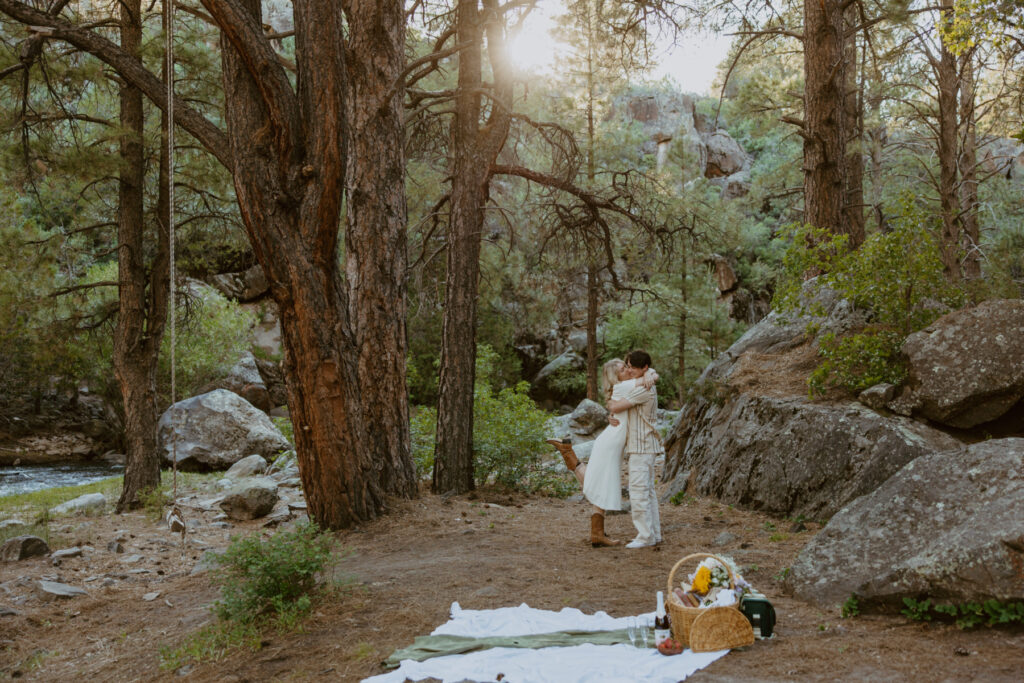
[666,552,755,652]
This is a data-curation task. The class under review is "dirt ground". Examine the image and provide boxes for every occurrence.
[2,481,1022,682]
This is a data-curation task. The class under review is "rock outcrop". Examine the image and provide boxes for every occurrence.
[890,299,1024,429]
[788,438,1024,608]
[567,399,609,437]
[665,394,961,519]
[205,263,269,302]
[158,389,291,470]
[199,352,274,413]
[663,283,963,518]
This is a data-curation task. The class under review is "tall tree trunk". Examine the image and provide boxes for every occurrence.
[677,253,688,405]
[583,0,599,401]
[585,263,599,400]
[959,49,980,280]
[115,0,166,511]
[210,0,404,528]
[936,0,962,281]
[433,0,512,493]
[803,0,848,237]
[344,0,416,496]
[867,96,888,232]
[843,22,865,247]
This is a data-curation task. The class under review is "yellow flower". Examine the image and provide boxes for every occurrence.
[692,566,711,594]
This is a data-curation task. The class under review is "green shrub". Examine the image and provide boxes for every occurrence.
[841,595,861,619]
[545,365,588,397]
[409,344,552,488]
[902,597,1024,629]
[774,197,964,396]
[212,520,333,625]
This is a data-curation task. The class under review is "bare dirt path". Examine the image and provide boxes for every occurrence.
[2,486,1022,682]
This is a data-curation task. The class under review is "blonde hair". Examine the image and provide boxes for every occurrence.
[601,359,624,402]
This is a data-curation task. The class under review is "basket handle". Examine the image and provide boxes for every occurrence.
[667,552,736,595]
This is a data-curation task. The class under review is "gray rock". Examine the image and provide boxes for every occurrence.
[713,532,738,547]
[789,438,1024,608]
[205,264,269,302]
[51,547,83,560]
[665,394,962,519]
[279,477,302,488]
[36,580,87,600]
[0,606,18,617]
[198,352,274,413]
[142,591,161,602]
[703,129,749,177]
[225,454,268,479]
[890,300,1024,428]
[107,541,124,554]
[858,383,896,411]
[49,493,107,517]
[219,477,279,520]
[0,536,50,562]
[0,519,27,530]
[158,389,291,470]
[122,554,144,564]
[568,399,609,437]
[534,350,584,384]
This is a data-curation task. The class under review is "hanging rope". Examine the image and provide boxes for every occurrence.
[164,0,186,547]
[166,0,177,502]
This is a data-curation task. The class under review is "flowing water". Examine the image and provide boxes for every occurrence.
[0,462,123,497]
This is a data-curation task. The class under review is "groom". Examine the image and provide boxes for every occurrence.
[607,350,663,549]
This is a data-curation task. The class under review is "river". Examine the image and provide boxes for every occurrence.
[0,462,124,497]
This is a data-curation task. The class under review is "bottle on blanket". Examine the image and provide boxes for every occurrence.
[654,591,671,646]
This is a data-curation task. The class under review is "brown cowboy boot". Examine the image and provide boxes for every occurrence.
[545,438,580,472]
[590,513,621,548]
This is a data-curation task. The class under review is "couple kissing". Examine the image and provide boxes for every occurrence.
[547,349,663,549]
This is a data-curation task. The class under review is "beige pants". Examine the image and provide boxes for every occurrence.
[628,451,662,544]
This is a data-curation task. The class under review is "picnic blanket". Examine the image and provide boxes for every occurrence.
[364,602,730,683]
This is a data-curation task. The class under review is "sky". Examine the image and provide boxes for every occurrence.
[506,3,734,95]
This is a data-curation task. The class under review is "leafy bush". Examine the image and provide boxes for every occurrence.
[409,344,552,488]
[774,197,964,395]
[212,520,333,625]
[902,597,1024,629]
[545,365,588,397]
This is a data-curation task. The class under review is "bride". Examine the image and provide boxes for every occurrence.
[547,359,656,547]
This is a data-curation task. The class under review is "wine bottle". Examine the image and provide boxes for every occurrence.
[654,591,671,646]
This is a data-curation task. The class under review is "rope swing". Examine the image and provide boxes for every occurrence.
[164,0,185,544]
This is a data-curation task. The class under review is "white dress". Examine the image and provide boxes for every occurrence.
[582,378,635,511]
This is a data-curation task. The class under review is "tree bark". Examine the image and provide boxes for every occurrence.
[843,20,865,247]
[433,0,513,494]
[936,0,962,281]
[677,253,688,405]
[343,0,416,497]
[208,0,404,527]
[114,0,165,511]
[803,0,848,237]
[959,49,980,280]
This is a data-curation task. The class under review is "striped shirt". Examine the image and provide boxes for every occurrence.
[622,384,663,455]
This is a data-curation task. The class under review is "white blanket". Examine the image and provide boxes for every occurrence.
[364,602,729,683]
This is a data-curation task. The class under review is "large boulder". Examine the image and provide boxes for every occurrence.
[662,282,959,517]
[665,394,961,519]
[158,389,291,471]
[225,454,269,480]
[50,493,107,517]
[788,438,1024,608]
[703,130,749,177]
[568,399,609,437]
[890,300,1024,429]
[1,535,49,562]
[205,264,269,302]
[198,352,274,413]
[219,477,280,520]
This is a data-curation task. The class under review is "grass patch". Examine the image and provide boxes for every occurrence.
[160,521,347,670]
[0,476,122,520]
[159,621,262,671]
